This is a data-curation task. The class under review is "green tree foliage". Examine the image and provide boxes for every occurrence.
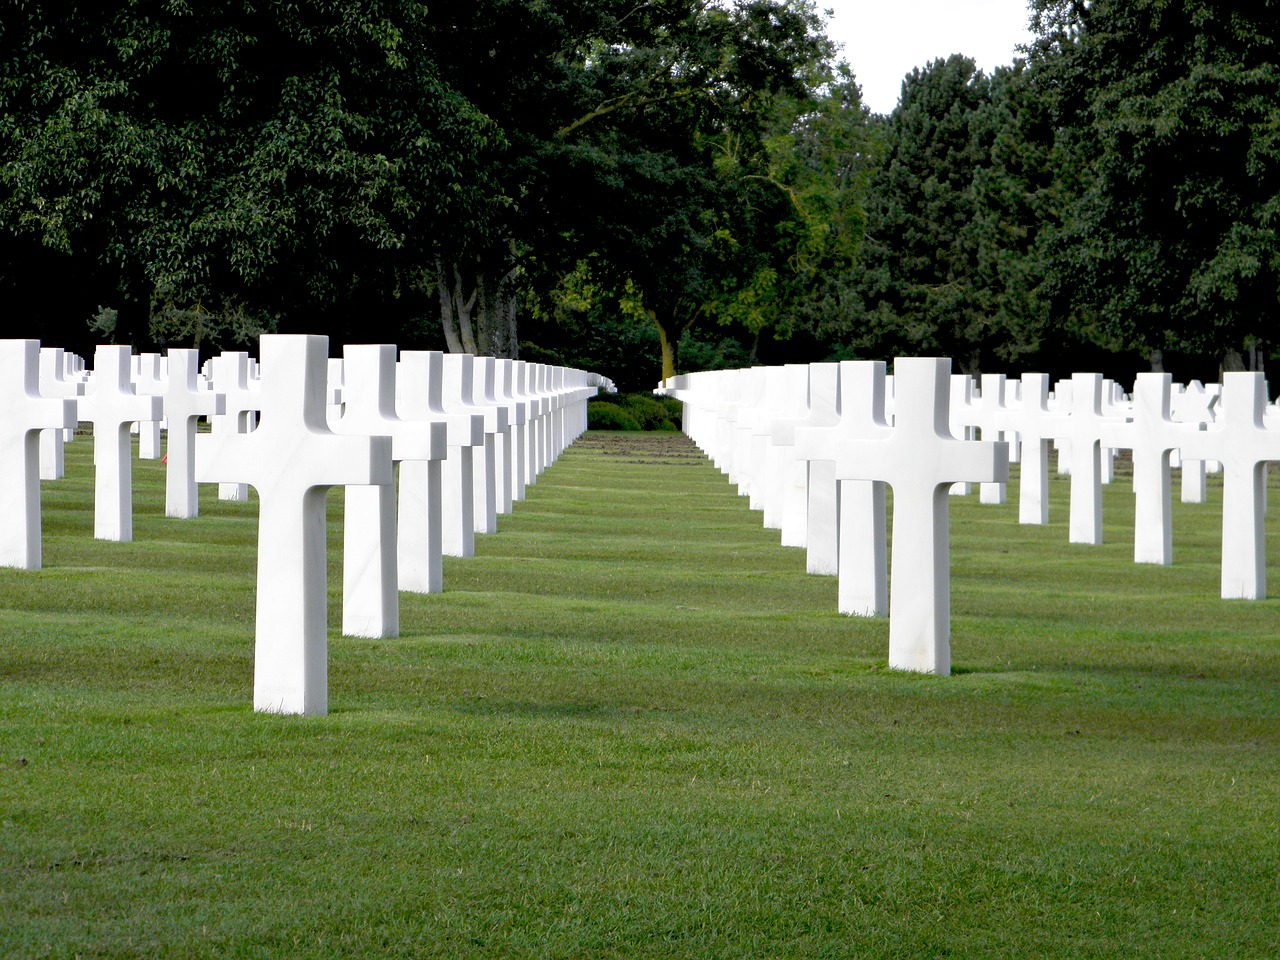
[0,2,503,351]
[842,55,1009,372]
[1029,0,1280,364]
[519,1,873,381]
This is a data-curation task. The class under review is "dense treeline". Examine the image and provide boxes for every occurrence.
[1,1,1276,389]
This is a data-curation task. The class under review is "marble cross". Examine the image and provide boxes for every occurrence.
[494,359,527,513]
[0,340,77,569]
[1058,373,1124,545]
[133,352,166,460]
[78,345,164,542]
[207,352,260,502]
[396,351,485,586]
[438,353,490,556]
[332,344,446,637]
[1100,373,1198,565]
[1006,373,1071,525]
[38,346,85,480]
[765,363,815,547]
[830,357,1007,674]
[163,349,225,519]
[978,374,1014,505]
[791,363,843,576]
[463,356,510,535]
[831,361,891,619]
[1170,380,1217,503]
[195,335,393,715]
[1179,372,1280,599]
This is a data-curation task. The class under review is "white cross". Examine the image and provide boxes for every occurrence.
[511,361,541,492]
[38,347,84,480]
[1170,381,1216,503]
[78,345,163,542]
[464,356,510,535]
[0,340,76,569]
[765,364,814,547]
[948,374,979,497]
[438,353,491,556]
[396,351,484,590]
[494,359,527,512]
[1179,372,1280,599]
[332,344,446,638]
[830,361,891,619]
[133,353,166,459]
[1005,374,1072,525]
[830,357,1007,674]
[195,335,392,716]
[207,352,260,502]
[1057,373,1125,545]
[162,349,225,519]
[977,374,1014,505]
[1100,373,1200,565]
[791,362,843,576]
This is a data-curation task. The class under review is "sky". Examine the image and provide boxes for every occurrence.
[819,0,1038,114]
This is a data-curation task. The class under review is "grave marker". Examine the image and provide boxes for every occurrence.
[163,349,225,519]
[38,347,84,480]
[195,335,392,715]
[78,345,163,541]
[0,340,77,569]
[1100,373,1197,565]
[829,357,1007,674]
[1179,372,1280,599]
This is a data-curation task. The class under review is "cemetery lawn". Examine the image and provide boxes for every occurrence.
[3,430,1279,959]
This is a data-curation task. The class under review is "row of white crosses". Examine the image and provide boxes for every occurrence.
[659,359,1280,674]
[0,336,601,717]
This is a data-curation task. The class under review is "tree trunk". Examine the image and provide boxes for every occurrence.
[654,311,679,383]
[438,246,520,358]
[436,258,477,354]
[474,250,520,359]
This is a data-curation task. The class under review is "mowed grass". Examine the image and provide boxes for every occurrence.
[2,429,1278,958]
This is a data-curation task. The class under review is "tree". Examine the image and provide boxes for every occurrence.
[1028,0,1280,366]
[842,55,1003,372]
[517,1,871,380]
[0,2,504,352]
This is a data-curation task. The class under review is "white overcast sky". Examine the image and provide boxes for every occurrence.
[819,0,1037,114]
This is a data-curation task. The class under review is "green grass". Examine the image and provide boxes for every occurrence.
[2,430,1278,958]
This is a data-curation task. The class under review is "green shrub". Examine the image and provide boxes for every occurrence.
[621,394,677,431]
[588,403,642,430]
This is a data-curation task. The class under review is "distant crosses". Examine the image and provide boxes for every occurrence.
[163,349,225,519]
[78,345,163,542]
[0,340,76,569]
[830,358,1007,674]
[196,335,393,716]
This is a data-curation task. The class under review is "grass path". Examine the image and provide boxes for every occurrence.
[1,430,1278,958]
